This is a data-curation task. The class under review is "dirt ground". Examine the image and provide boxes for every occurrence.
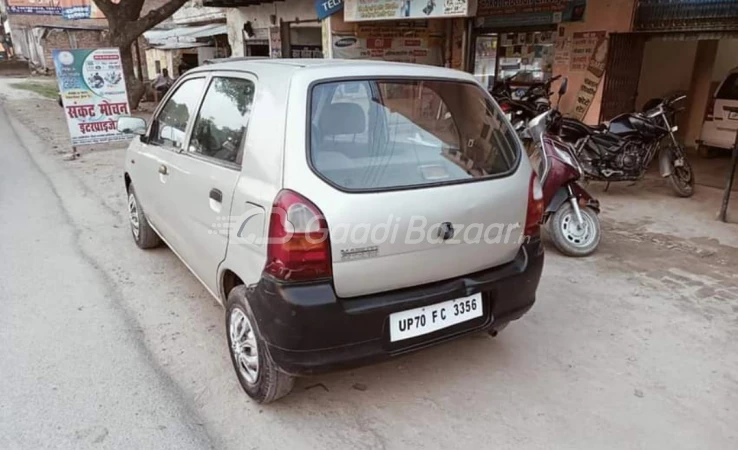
[2,82,737,449]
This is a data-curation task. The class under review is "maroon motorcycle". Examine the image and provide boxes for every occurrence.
[526,79,601,257]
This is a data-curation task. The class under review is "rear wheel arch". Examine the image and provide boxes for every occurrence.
[124,172,132,192]
[221,269,245,302]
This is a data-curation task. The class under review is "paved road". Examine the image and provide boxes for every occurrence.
[1,92,736,450]
[0,105,213,449]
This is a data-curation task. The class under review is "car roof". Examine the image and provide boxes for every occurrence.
[202,56,269,65]
[186,58,477,83]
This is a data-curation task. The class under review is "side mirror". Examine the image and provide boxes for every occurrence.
[117,116,147,136]
[558,77,568,96]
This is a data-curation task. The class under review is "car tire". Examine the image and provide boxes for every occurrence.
[226,285,294,404]
[127,185,161,249]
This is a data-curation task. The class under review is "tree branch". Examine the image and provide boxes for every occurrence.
[126,0,190,42]
[125,0,147,20]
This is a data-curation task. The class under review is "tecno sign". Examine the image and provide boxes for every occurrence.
[315,0,344,20]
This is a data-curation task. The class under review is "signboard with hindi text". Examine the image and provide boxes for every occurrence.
[475,0,586,27]
[569,32,608,120]
[53,48,131,146]
[344,0,472,22]
[6,0,108,18]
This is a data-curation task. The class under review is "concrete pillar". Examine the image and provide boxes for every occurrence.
[321,16,333,59]
[684,40,719,148]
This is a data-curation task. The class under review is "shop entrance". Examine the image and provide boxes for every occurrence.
[600,32,738,194]
[281,20,323,59]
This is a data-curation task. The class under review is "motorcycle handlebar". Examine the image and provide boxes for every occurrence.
[668,94,687,105]
[645,107,663,119]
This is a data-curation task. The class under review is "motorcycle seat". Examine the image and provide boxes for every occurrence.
[581,123,608,134]
[561,118,607,136]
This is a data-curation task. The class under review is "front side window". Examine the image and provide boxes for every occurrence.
[151,77,205,149]
[189,77,255,165]
[309,79,518,190]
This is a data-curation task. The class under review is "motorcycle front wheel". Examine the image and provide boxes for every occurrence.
[669,156,695,198]
[547,204,601,257]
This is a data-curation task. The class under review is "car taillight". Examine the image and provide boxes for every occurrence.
[265,190,331,282]
[705,100,715,121]
[524,172,544,238]
[499,102,511,113]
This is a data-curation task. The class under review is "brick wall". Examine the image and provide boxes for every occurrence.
[42,29,107,68]
[40,30,147,79]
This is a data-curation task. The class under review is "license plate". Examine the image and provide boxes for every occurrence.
[389,293,484,342]
[729,111,738,120]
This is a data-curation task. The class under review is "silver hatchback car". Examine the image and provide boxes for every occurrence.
[119,59,544,403]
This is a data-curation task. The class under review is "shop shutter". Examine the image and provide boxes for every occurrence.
[600,34,646,121]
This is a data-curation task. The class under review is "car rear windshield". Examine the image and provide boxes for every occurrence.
[717,73,738,100]
[309,79,519,191]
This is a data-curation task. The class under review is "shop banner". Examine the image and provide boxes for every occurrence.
[570,30,605,72]
[291,45,324,59]
[269,27,282,58]
[333,35,443,66]
[476,0,586,27]
[6,0,61,15]
[61,0,109,19]
[344,0,472,22]
[554,36,571,67]
[315,0,344,20]
[570,32,608,120]
[6,0,107,18]
[53,48,131,146]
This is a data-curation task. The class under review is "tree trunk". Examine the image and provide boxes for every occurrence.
[93,0,192,109]
[117,40,145,109]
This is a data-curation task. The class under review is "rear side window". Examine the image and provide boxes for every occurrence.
[309,79,518,191]
[717,73,738,100]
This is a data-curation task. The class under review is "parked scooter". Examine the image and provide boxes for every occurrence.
[557,94,694,197]
[527,78,601,257]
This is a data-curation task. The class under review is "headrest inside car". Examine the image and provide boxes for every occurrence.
[319,102,366,136]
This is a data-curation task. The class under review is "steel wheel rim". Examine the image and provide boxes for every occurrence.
[128,193,140,239]
[229,308,259,385]
[560,211,596,247]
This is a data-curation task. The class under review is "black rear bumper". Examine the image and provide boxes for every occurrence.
[248,239,544,376]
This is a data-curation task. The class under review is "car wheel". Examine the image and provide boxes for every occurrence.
[547,204,601,257]
[127,185,161,249]
[226,285,294,404]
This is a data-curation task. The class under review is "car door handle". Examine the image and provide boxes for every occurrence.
[158,164,168,175]
[210,188,222,203]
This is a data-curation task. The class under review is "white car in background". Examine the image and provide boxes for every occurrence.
[700,67,738,151]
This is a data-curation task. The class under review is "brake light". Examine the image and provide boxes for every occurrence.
[265,190,331,282]
[524,172,544,238]
[705,100,715,121]
[499,102,511,113]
